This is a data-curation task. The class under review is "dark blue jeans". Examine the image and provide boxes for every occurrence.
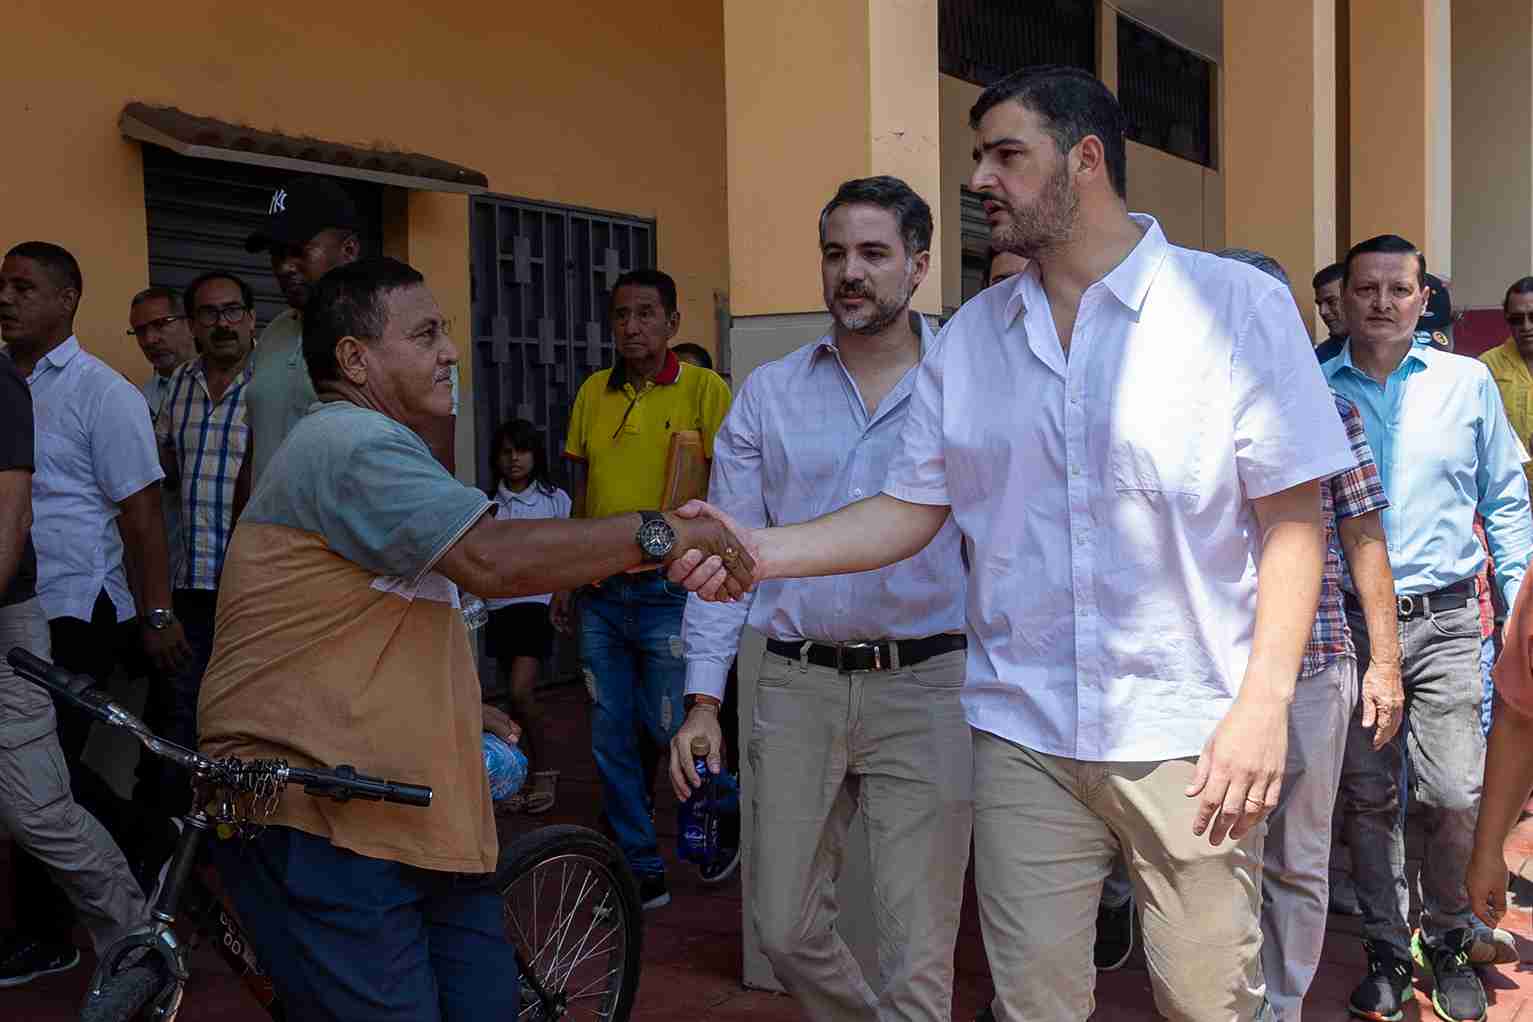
[579,572,687,877]
[213,826,518,1022]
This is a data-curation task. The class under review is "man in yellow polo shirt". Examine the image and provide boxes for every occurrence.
[1483,277,1533,489]
[563,268,731,908]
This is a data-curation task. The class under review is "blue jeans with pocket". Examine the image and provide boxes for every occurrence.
[212,826,518,1022]
[579,572,687,878]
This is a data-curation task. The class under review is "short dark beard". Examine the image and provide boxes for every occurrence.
[833,261,917,336]
[990,160,1079,259]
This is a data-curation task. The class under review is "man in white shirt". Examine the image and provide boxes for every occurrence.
[680,66,1353,1021]
[128,285,197,593]
[672,177,970,1022]
[0,241,188,983]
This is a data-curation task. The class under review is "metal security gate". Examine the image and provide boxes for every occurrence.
[469,196,656,490]
[142,146,384,332]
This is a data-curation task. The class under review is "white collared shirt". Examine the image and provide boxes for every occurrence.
[484,481,572,608]
[682,318,967,701]
[884,216,1354,762]
[29,337,164,622]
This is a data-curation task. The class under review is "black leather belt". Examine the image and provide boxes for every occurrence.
[765,634,967,673]
[1343,578,1475,620]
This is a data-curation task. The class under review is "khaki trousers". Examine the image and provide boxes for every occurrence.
[749,648,972,1022]
[974,731,1267,1022]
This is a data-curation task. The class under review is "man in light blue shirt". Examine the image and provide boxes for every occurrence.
[671,177,970,1022]
[1324,234,1531,1022]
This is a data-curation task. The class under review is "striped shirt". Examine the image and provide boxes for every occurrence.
[156,359,253,590]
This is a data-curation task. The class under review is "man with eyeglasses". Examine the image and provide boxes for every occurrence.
[128,286,198,592]
[1482,277,1533,492]
[141,270,256,829]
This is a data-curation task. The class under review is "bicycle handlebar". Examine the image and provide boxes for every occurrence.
[5,646,431,809]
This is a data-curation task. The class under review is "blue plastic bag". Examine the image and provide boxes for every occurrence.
[482,732,529,801]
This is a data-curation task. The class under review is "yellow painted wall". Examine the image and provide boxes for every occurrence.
[1223,0,1337,333]
[1127,143,1223,250]
[0,0,728,393]
[1349,0,1433,251]
[724,1,941,317]
[939,74,984,311]
[1452,0,1533,310]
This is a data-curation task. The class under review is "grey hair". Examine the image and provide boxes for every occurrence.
[1215,247,1291,287]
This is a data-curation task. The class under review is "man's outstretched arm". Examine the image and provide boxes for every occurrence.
[438,510,755,601]
[675,493,951,599]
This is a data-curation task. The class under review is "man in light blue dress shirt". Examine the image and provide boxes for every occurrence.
[671,177,970,1022]
[1324,234,1532,1022]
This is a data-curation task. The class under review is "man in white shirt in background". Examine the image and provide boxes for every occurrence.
[679,65,1353,1021]
[673,176,970,1022]
[0,240,188,985]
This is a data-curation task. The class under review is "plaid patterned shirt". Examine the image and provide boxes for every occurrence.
[156,359,253,591]
[1305,393,1390,676]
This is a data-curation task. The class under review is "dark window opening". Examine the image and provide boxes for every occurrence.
[939,0,1096,87]
[1117,16,1215,168]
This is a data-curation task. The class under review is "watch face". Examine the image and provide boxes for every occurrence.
[637,516,676,559]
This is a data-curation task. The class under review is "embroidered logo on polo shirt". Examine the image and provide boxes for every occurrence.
[270,189,287,215]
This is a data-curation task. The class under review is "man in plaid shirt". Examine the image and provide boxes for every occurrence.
[144,270,255,822]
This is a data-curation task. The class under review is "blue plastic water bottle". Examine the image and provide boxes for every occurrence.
[677,737,717,865]
[482,732,529,801]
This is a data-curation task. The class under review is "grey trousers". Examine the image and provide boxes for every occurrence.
[1338,600,1485,956]
[0,598,146,952]
[749,648,972,1022]
[1261,656,1357,1022]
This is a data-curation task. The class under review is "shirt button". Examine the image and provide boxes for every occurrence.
[852,488,863,498]
[1070,393,1082,405]
[1070,465,1081,477]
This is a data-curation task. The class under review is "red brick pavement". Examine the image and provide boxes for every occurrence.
[5,684,1533,1020]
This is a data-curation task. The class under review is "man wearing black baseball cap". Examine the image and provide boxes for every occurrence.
[1418,272,1455,350]
[239,175,361,491]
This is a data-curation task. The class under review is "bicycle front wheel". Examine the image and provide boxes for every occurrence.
[498,825,642,1022]
[79,961,168,1022]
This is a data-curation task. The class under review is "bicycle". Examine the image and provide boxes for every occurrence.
[5,647,643,1022]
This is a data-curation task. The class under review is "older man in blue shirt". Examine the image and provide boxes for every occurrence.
[671,177,970,1022]
[1324,234,1532,1022]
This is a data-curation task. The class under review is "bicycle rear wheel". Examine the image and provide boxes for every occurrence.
[498,825,642,1021]
[78,961,169,1022]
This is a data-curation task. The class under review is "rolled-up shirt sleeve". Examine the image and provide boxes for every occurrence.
[1476,371,1533,609]
[883,328,950,506]
[683,379,766,700]
[1231,285,1354,498]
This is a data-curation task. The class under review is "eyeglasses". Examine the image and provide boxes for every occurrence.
[192,304,251,327]
[1508,313,1533,327]
[126,314,185,339]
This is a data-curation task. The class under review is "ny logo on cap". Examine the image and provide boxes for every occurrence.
[269,189,287,215]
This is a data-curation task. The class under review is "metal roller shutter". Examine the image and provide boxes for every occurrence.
[141,145,384,330]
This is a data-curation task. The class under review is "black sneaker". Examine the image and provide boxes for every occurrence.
[0,935,81,988]
[1413,929,1488,1022]
[700,844,741,885]
[638,872,670,910]
[1094,895,1135,972]
[1348,939,1413,1021]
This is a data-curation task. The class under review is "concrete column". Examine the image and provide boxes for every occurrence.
[1349,0,1450,267]
[722,0,941,993]
[1452,0,1533,313]
[1222,0,1338,331]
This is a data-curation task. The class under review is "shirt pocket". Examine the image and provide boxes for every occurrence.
[1106,380,1209,499]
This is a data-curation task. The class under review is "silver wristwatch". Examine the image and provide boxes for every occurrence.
[144,608,176,631]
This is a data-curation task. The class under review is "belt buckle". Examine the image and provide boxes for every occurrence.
[1397,595,1416,617]
[838,641,881,672]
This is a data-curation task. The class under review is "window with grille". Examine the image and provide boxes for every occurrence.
[1116,16,1215,168]
[468,195,656,491]
[939,0,1096,87]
